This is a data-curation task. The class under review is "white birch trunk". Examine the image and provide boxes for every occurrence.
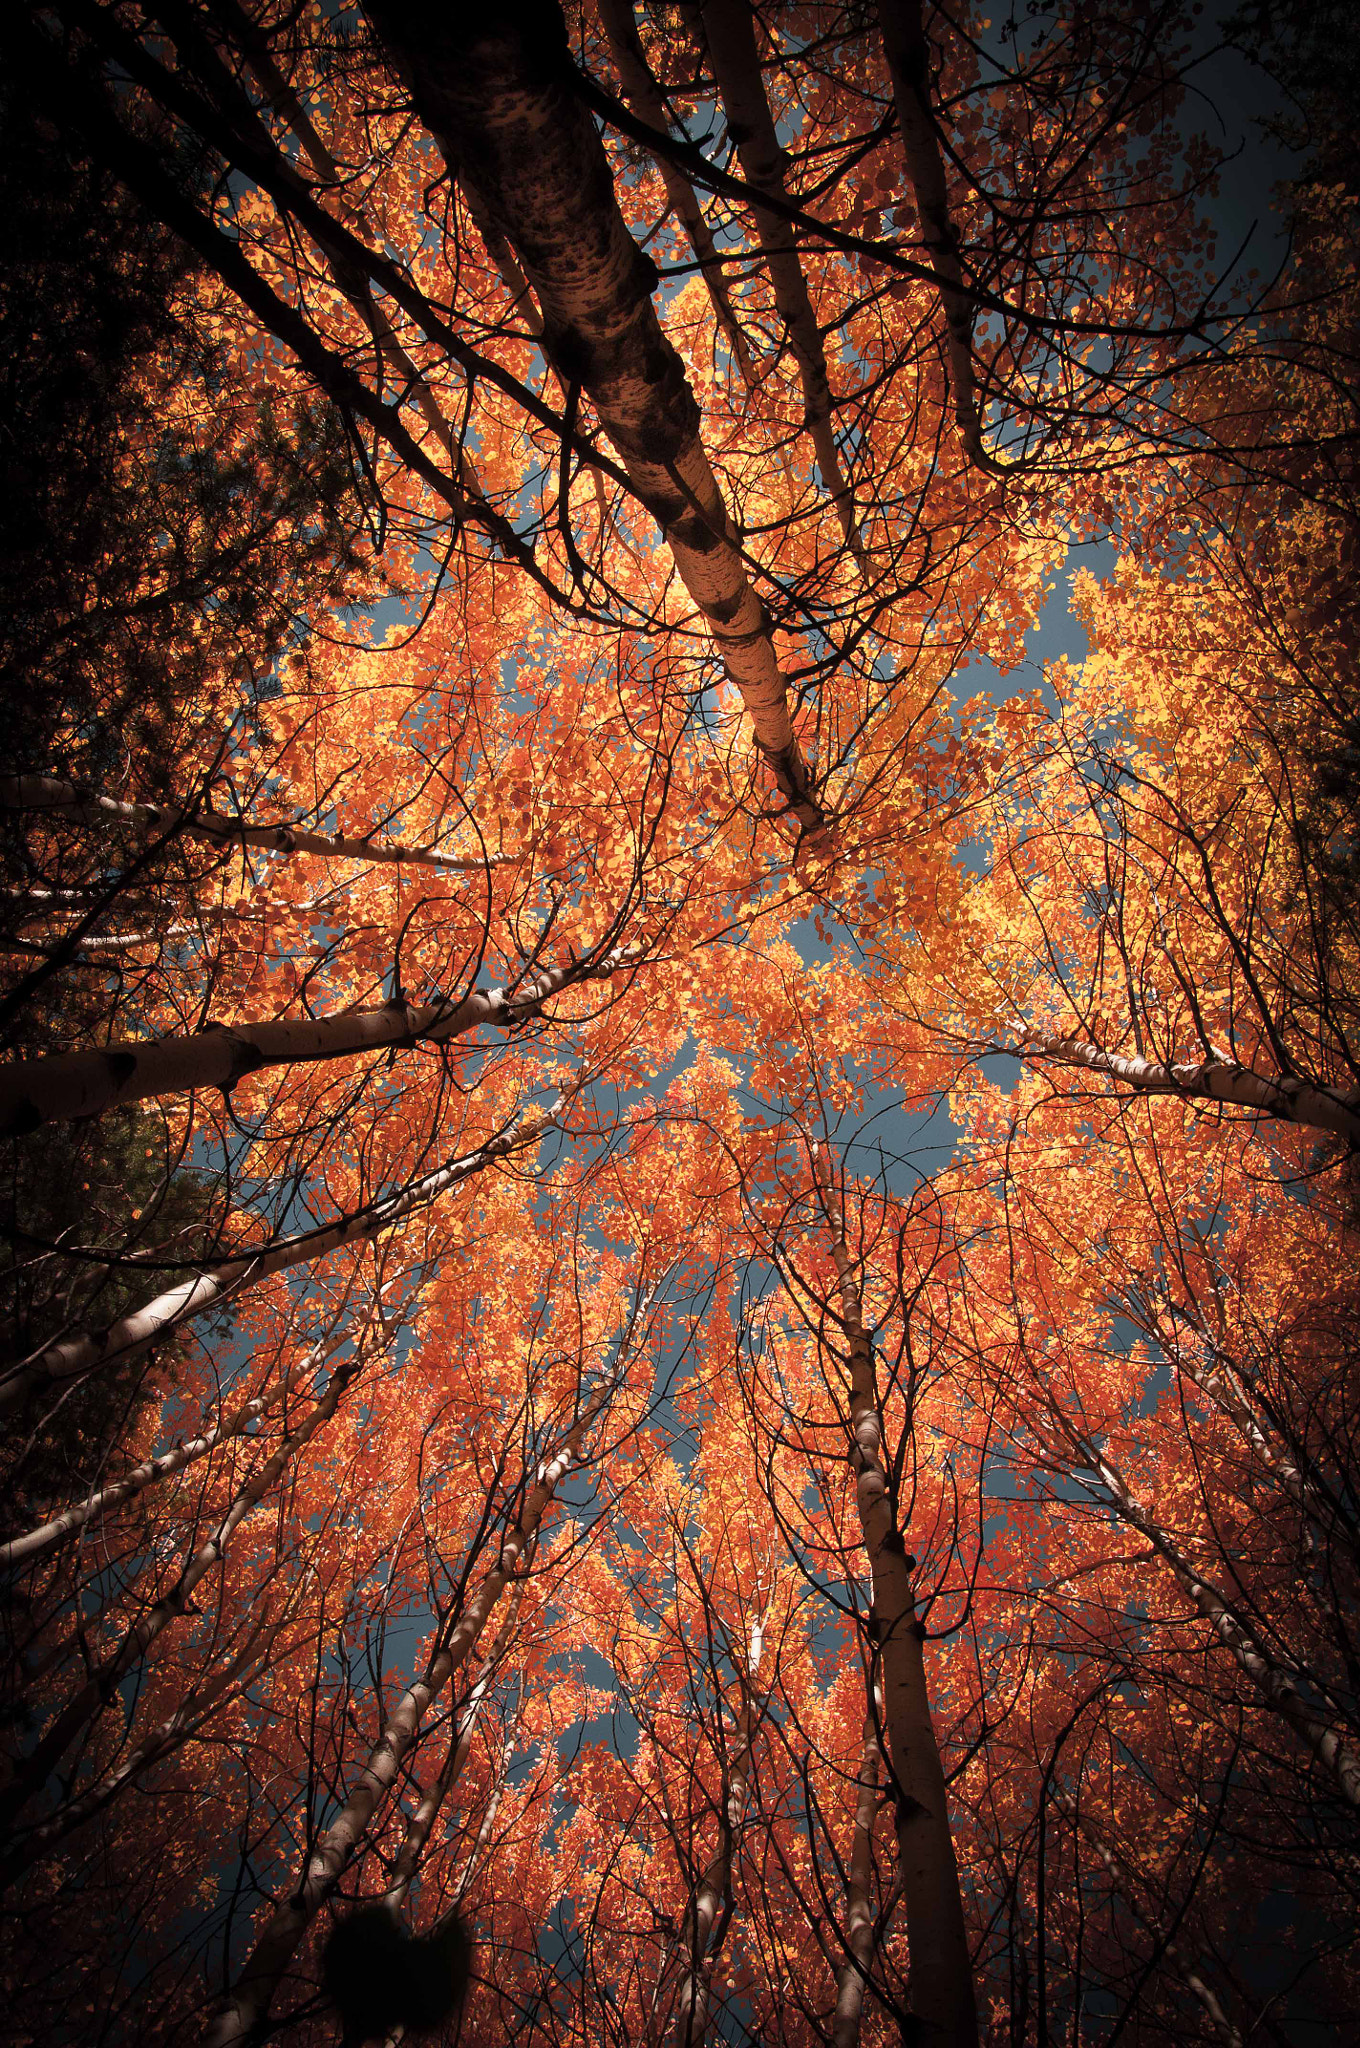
[1151,1301,1357,1563]
[363,2,826,837]
[382,1586,525,1914]
[0,945,629,1136]
[0,774,498,874]
[0,1110,552,1412]
[1007,1028,1360,1146]
[665,1602,768,2048]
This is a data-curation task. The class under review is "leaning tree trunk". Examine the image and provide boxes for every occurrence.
[1002,1026,1360,1147]
[382,1585,526,1915]
[0,1330,344,1568]
[877,0,990,469]
[0,943,629,1136]
[0,1110,551,1412]
[0,775,499,875]
[206,1359,626,2046]
[1148,1297,1359,1566]
[687,0,866,563]
[362,0,825,839]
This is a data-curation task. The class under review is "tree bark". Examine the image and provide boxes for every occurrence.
[1,774,498,875]
[382,1586,525,1913]
[0,944,629,1137]
[876,0,990,468]
[0,1113,552,1412]
[812,1151,978,2048]
[1149,1298,1359,1564]
[1006,1027,1360,1147]
[362,0,825,838]
[688,0,866,561]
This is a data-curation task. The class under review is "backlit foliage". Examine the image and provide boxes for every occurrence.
[2,5,1357,2045]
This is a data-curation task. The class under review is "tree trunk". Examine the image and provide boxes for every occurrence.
[0,1335,339,1568]
[1,774,499,874]
[1081,1441,1360,1811]
[876,0,990,468]
[1007,1027,1360,1146]
[362,0,825,838]
[0,1113,551,1412]
[831,1709,885,2048]
[206,1364,622,2046]
[812,1151,978,2048]
[688,0,865,562]
[1150,1298,1359,1563]
[0,945,628,1137]
[665,1604,767,2048]
[382,1586,525,1913]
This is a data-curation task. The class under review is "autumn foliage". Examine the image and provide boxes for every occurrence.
[2,3,1358,2045]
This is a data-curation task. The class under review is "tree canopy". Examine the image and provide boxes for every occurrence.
[2,4,1358,2045]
